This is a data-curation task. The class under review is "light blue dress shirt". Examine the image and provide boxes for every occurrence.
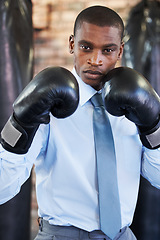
[0,68,160,232]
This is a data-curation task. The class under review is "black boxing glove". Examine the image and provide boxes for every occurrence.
[103,67,160,149]
[0,67,79,154]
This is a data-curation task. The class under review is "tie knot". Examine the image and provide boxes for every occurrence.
[90,93,104,108]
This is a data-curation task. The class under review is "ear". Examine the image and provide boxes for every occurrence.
[118,41,124,60]
[69,34,74,54]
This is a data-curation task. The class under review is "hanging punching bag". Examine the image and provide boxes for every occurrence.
[122,0,160,94]
[0,0,33,239]
[122,1,160,239]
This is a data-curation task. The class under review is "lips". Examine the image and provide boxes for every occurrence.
[83,70,103,80]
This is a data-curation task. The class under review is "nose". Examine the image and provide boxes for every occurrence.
[87,50,103,66]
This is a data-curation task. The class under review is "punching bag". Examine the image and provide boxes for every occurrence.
[122,1,160,239]
[0,0,33,239]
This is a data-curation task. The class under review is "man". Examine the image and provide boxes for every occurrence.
[0,5,160,240]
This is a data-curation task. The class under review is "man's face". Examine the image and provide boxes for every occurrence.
[69,22,124,90]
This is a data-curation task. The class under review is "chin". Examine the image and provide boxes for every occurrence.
[87,80,102,90]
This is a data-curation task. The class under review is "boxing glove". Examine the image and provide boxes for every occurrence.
[0,67,79,154]
[103,67,160,149]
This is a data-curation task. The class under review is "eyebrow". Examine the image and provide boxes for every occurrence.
[78,40,118,48]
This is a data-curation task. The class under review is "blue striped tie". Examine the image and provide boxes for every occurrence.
[91,93,121,240]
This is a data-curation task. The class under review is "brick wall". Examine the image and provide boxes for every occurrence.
[31,0,141,239]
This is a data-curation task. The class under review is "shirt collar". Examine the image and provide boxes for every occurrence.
[72,68,97,106]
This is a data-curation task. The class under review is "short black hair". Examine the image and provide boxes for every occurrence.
[73,5,124,40]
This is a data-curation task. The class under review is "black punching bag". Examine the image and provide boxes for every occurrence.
[122,1,160,239]
[0,0,33,240]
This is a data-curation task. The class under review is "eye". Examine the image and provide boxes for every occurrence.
[103,48,115,54]
[80,44,91,51]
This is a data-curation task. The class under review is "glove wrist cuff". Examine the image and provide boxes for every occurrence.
[0,115,38,154]
[139,120,160,149]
